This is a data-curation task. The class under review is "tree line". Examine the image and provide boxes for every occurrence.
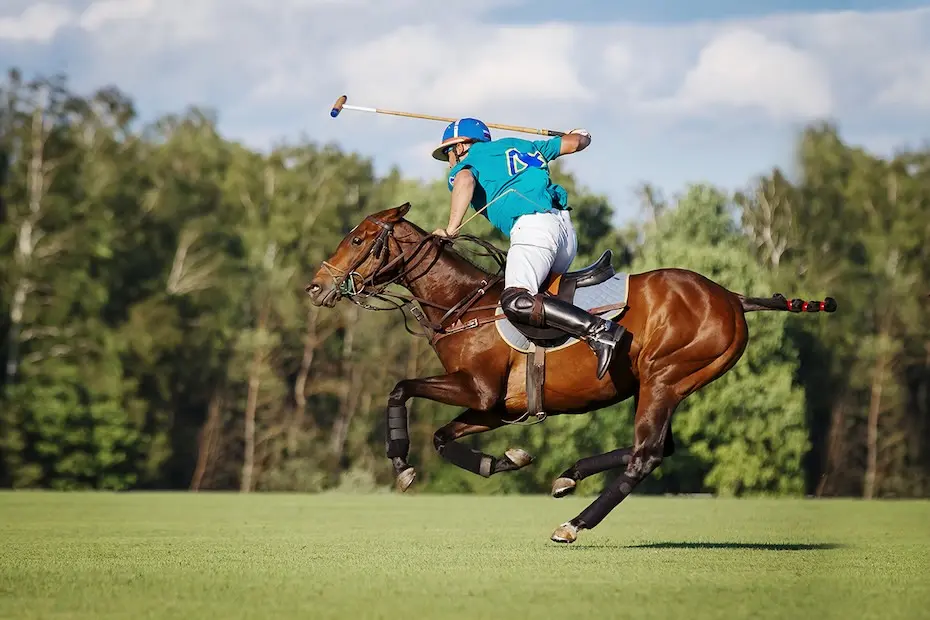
[1,69,927,497]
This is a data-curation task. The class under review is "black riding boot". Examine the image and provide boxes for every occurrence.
[500,288,626,380]
[539,296,626,379]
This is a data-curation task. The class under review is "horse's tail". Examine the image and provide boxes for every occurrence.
[736,292,837,314]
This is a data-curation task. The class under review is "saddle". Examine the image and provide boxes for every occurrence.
[510,249,617,347]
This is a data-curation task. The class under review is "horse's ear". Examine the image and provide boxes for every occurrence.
[384,202,411,222]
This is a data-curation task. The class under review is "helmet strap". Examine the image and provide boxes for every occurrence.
[452,142,470,160]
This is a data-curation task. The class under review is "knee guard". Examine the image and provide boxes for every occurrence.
[500,287,545,328]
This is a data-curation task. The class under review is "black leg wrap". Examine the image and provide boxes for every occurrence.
[575,473,638,529]
[569,447,632,480]
[438,440,494,478]
[385,404,409,459]
[663,433,676,457]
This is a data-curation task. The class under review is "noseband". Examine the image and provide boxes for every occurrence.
[321,215,453,308]
[321,216,399,299]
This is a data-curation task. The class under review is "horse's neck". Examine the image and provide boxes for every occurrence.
[399,228,494,324]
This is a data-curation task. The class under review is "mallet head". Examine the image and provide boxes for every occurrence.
[331,95,348,118]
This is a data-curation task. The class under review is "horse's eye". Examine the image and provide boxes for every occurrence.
[351,237,362,246]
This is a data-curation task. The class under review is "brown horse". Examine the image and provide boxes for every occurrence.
[306,203,836,543]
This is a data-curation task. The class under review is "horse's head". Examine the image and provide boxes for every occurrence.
[306,202,413,308]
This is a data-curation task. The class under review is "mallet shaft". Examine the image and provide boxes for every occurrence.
[331,95,564,137]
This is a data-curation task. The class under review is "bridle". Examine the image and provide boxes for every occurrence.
[321,216,403,302]
[319,214,508,342]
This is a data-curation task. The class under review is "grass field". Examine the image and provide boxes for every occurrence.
[1,492,929,619]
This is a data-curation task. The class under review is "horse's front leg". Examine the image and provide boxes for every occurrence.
[386,371,492,491]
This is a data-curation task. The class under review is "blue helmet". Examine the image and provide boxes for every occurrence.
[432,117,491,161]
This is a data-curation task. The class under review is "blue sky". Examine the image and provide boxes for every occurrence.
[2,0,929,224]
[492,0,930,23]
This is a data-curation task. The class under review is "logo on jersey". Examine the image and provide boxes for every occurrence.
[506,149,546,176]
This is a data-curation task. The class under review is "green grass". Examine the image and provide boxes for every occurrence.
[1,492,928,619]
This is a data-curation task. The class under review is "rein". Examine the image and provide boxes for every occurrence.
[321,215,508,343]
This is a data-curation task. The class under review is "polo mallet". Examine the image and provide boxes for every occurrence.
[331,95,570,236]
[330,95,565,137]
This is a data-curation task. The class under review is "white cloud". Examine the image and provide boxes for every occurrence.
[338,23,592,112]
[78,0,156,30]
[77,0,223,45]
[14,2,926,122]
[875,52,930,111]
[671,28,833,120]
[2,2,929,221]
[0,3,74,42]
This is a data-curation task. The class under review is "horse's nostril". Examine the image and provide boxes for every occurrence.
[308,284,321,293]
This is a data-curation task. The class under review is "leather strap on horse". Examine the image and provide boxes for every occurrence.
[502,344,548,426]
[526,345,547,422]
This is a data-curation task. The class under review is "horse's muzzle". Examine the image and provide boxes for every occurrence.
[305,281,340,308]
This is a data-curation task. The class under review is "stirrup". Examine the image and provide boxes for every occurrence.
[586,319,624,346]
[583,320,624,379]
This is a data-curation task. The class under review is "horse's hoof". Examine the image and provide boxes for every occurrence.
[551,477,576,498]
[504,448,534,469]
[550,522,578,544]
[396,467,416,492]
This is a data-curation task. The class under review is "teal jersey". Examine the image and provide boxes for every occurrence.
[447,136,569,237]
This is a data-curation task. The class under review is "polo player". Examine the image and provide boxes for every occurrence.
[432,118,625,379]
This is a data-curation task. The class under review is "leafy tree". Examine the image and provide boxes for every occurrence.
[737,124,930,497]
[0,69,926,497]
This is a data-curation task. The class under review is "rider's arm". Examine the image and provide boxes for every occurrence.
[559,129,591,156]
[445,168,475,235]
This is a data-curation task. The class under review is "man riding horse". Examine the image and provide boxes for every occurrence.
[431,118,625,380]
[308,114,837,543]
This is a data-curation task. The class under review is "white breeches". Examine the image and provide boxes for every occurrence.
[504,209,578,293]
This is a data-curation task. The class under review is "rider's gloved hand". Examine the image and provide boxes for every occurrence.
[567,128,591,150]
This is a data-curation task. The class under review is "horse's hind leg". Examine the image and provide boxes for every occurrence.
[551,392,676,498]
[551,447,633,497]
[551,430,676,498]
[433,408,534,478]
[551,383,679,543]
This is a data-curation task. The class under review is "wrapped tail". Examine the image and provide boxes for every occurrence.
[737,292,837,313]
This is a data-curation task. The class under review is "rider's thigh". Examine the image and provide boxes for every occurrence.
[505,240,556,292]
[551,210,577,274]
